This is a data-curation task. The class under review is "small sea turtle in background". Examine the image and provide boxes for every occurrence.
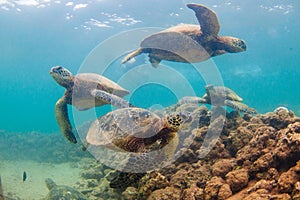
[178,85,257,114]
[122,3,246,67]
[85,107,192,189]
[50,66,132,144]
[45,178,88,200]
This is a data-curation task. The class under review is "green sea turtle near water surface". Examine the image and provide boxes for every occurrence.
[122,3,246,67]
[179,85,257,114]
[85,107,192,189]
[50,66,132,144]
[45,178,88,200]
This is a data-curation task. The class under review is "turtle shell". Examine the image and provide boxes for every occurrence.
[71,73,129,110]
[140,24,211,63]
[86,107,164,151]
[75,73,129,97]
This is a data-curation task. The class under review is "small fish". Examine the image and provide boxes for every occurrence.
[22,171,27,182]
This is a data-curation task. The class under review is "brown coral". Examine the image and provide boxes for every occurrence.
[225,168,249,193]
[78,107,300,200]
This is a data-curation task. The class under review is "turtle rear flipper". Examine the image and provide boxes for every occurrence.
[91,89,134,108]
[55,97,77,143]
[225,100,257,114]
[122,48,143,64]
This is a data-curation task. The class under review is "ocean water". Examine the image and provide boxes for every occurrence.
[0,0,299,134]
[0,0,299,198]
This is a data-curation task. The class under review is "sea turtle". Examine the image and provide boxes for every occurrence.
[178,85,257,114]
[85,107,192,189]
[122,3,246,67]
[45,178,88,200]
[50,66,132,144]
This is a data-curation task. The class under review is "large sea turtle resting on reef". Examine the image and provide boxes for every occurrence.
[85,107,192,189]
[178,85,257,114]
[45,178,88,200]
[122,3,247,67]
[50,66,132,144]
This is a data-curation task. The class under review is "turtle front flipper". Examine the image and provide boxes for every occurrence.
[224,100,257,114]
[178,96,208,105]
[45,178,57,190]
[55,97,77,143]
[122,48,143,64]
[186,3,220,38]
[91,89,135,108]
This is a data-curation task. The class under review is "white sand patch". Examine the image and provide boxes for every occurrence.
[0,160,83,200]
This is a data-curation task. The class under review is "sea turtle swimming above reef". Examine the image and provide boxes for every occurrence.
[50,66,132,144]
[122,3,246,67]
[45,178,88,200]
[85,107,192,189]
[178,85,257,114]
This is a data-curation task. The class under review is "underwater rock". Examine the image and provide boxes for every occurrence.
[292,181,300,199]
[260,108,300,130]
[212,159,236,178]
[77,106,300,199]
[138,172,169,198]
[181,184,204,200]
[147,187,181,200]
[122,187,138,200]
[204,176,232,200]
[225,168,249,193]
[246,179,276,194]
[244,188,270,200]
[270,193,292,200]
[278,161,300,193]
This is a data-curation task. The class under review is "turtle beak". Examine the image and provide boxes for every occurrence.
[240,39,247,51]
[50,66,62,75]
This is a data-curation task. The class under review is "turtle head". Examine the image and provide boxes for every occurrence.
[165,112,192,131]
[50,66,74,88]
[205,84,215,98]
[45,178,57,190]
[217,36,247,53]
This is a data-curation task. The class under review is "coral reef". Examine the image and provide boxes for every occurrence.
[0,132,92,163]
[79,106,300,199]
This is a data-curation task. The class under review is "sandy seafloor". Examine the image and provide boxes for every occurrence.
[0,160,82,199]
[0,132,92,200]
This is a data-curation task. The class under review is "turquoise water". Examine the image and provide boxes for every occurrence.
[0,0,299,134]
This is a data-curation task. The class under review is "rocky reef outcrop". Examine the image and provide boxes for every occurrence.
[80,106,300,200]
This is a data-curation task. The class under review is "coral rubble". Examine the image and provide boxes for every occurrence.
[80,106,300,199]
